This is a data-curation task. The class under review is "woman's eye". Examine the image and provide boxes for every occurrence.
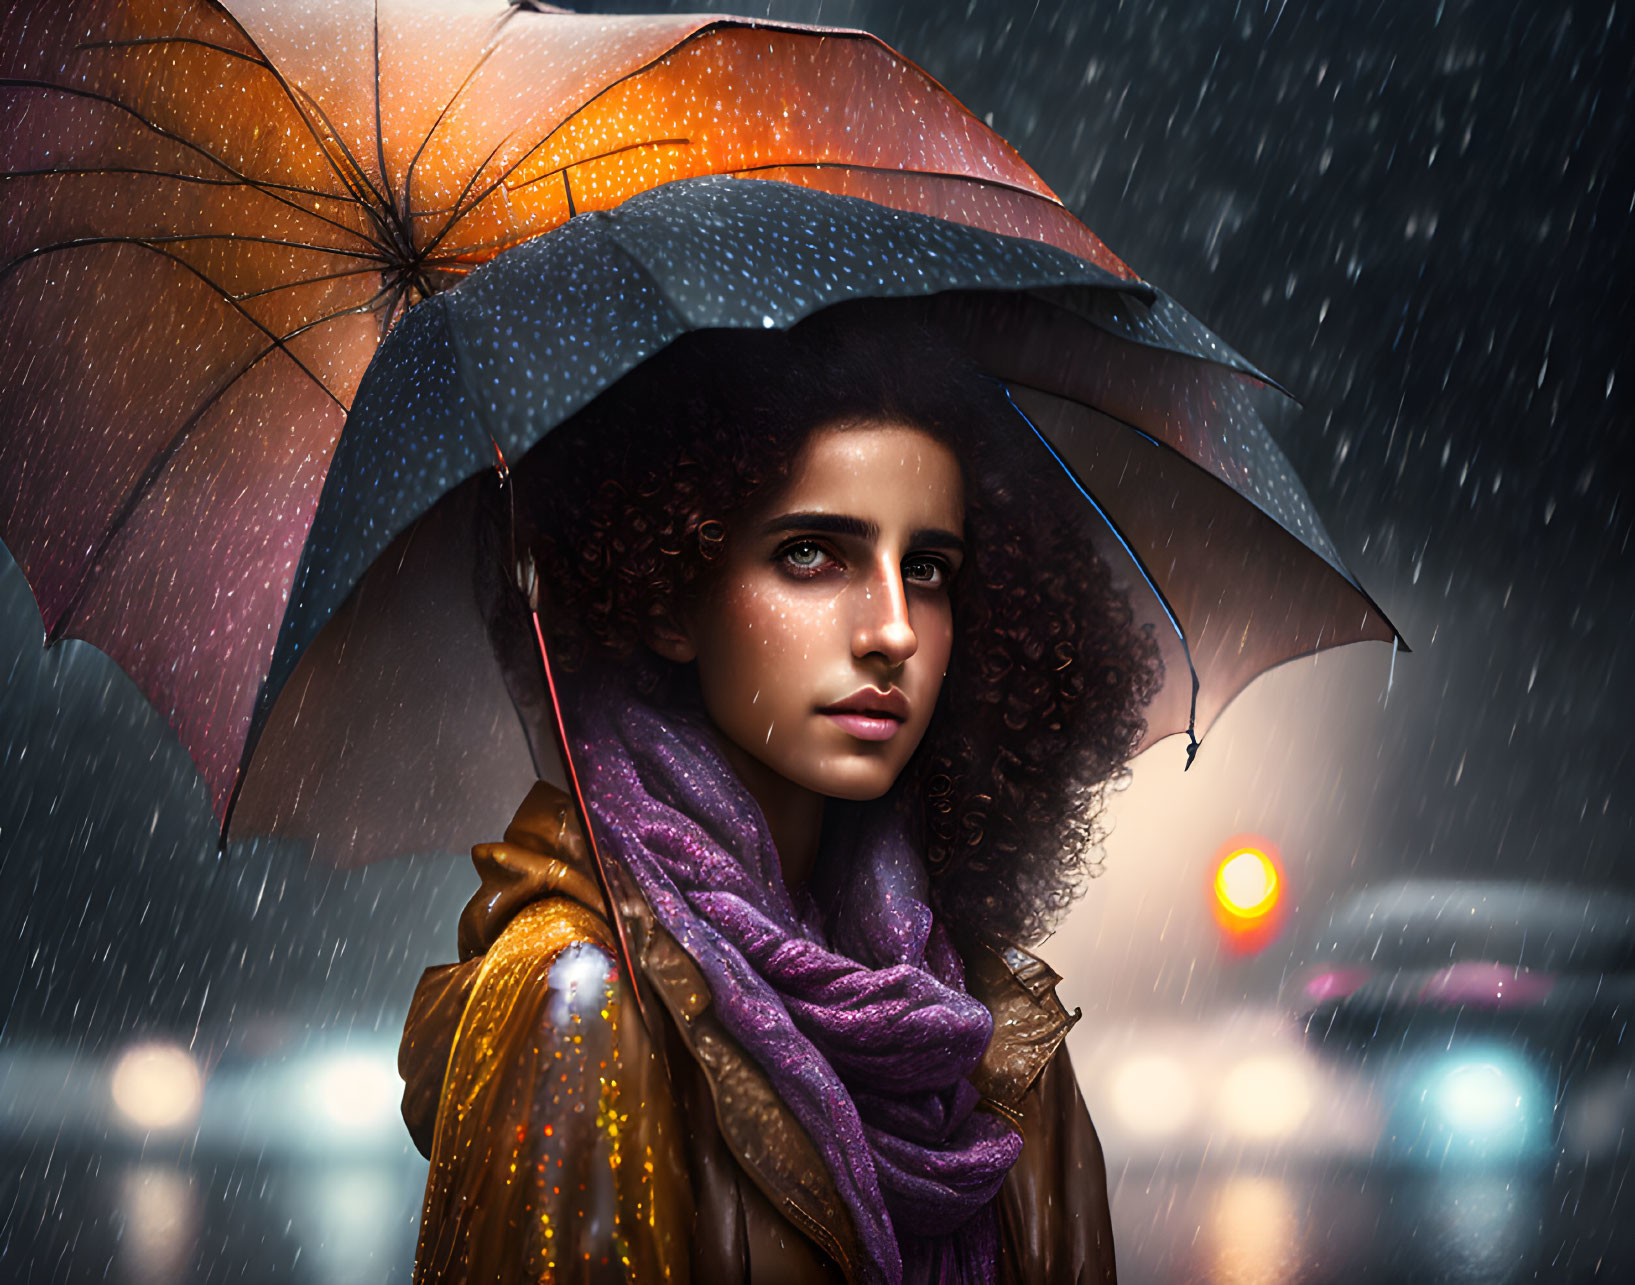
[904,556,949,588]
[778,541,834,575]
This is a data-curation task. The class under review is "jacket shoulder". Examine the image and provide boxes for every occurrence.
[407,891,692,1282]
[399,895,617,1157]
[457,781,608,961]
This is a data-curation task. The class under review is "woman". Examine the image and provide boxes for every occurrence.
[398,303,1160,1283]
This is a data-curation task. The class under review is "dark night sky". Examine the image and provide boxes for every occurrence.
[2,0,1630,1047]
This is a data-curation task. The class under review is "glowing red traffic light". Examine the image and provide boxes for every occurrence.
[1212,838,1285,953]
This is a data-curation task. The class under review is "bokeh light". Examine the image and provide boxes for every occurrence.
[1215,847,1280,919]
[1390,1048,1550,1165]
[1210,839,1286,954]
[307,1052,402,1135]
[1108,1053,1198,1137]
[109,1043,203,1133]
[1217,1055,1313,1140]
[1434,1060,1528,1135]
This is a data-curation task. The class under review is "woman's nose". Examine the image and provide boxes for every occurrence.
[851,560,918,667]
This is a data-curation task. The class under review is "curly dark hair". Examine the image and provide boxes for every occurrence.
[505,301,1162,946]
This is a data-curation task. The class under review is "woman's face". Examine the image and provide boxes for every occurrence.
[669,419,965,803]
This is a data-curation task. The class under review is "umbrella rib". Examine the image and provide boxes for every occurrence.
[1003,378,1405,689]
[371,0,395,223]
[449,16,1052,231]
[0,78,377,247]
[492,19,829,182]
[401,38,507,218]
[44,335,303,644]
[0,235,389,290]
[149,23,399,248]
[283,82,398,247]
[38,268,407,645]
[1,237,353,419]
[415,22,784,254]
[76,18,398,246]
[416,135,515,261]
[500,138,692,195]
[275,277,402,345]
[2,164,359,204]
[228,262,392,303]
[1,166,379,249]
[998,384,1203,766]
[75,36,270,68]
[1069,401,1406,667]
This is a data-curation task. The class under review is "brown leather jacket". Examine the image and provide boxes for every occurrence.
[399,783,1116,1283]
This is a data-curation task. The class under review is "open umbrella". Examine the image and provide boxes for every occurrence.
[237,174,1399,872]
[1,0,1127,839]
[1,0,1400,873]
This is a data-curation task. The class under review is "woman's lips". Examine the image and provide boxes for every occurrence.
[818,688,909,742]
[822,712,902,742]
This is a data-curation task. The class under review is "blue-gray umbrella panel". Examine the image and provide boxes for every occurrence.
[230,176,1395,865]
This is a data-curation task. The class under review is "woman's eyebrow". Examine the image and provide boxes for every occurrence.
[910,527,966,555]
[762,511,965,554]
[763,512,877,540]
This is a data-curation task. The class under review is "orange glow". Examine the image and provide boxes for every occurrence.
[1212,839,1285,952]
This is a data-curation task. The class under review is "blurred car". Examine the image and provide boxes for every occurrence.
[1286,879,1635,1165]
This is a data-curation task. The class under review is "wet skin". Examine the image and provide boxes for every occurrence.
[649,420,966,886]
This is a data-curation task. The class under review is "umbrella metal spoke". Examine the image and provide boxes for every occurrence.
[2,164,361,206]
[427,19,931,258]
[0,78,376,246]
[370,0,393,228]
[0,235,391,290]
[502,137,692,194]
[44,334,314,645]
[401,34,509,221]
[426,34,714,242]
[275,277,404,345]
[228,262,392,304]
[285,82,399,250]
[1,167,380,249]
[416,135,516,262]
[86,10,408,251]
[75,36,272,69]
[998,385,1203,767]
[0,238,357,408]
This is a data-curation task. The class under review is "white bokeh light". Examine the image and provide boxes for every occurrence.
[109,1043,203,1133]
[307,1052,401,1134]
[1109,1053,1197,1136]
[1217,1055,1312,1139]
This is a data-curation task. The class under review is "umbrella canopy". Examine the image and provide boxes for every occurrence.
[0,0,1124,823]
[233,177,1399,865]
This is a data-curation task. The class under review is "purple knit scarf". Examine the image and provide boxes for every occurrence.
[565,688,1021,1285]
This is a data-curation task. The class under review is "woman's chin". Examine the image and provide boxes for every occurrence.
[801,757,906,803]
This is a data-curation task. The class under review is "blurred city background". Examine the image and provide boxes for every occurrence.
[2,0,1630,1280]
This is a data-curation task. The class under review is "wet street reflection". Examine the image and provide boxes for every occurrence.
[6,1141,1629,1283]
[116,1167,197,1285]
[1111,1159,1632,1283]
[1207,1177,1301,1285]
[0,1144,427,1285]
